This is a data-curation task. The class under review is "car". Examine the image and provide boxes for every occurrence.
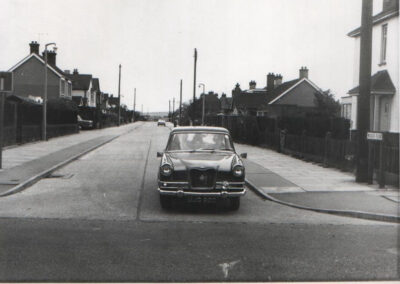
[77,115,93,130]
[157,119,166,126]
[156,126,247,210]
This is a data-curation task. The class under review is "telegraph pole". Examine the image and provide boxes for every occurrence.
[172,98,175,123]
[133,88,136,122]
[118,64,121,126]
[356,0,373,182]
[192,48,197,125]
[179,79,182,126]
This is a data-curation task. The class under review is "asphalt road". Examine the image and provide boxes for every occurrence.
[0,122,398,281]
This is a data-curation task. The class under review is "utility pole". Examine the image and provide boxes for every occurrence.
[118,64,121,126]
[199,83,205,125]
[192,48,197,125]
[169,100,171,121]
[179,79,182,126]
[172,97,175,125]
[356,0,373,182]
[133,88,136,122]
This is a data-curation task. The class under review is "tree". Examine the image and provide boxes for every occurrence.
[314,89,341,117]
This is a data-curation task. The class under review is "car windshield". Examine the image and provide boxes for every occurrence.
[167,132,234,151]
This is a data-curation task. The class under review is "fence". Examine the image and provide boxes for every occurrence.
[3,96,79,147]
[203,114,399,187]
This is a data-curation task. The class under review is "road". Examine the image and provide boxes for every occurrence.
[0,122,398,281]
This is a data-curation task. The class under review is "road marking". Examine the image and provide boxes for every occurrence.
[136,139,152,221]
[218,260,240,278]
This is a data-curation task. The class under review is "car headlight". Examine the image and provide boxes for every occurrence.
[232,165,244,177]
[161,164,173,176]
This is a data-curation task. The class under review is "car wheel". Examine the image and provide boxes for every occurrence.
[229,197,240,211]
[160,195,173,210]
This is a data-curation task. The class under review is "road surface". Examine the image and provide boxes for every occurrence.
[0,122,398,281]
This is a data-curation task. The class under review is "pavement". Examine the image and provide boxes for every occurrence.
[0,122,398,223]
[235,143,400,223]
[0,122,143,196]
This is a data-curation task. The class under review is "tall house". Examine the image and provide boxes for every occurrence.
[7,41,72,101]
[342,0,399,132]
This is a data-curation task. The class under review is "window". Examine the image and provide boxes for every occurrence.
[341,104,351,120]
[167,133,234,151]
[380,24,388,64]
[60,79,65,95]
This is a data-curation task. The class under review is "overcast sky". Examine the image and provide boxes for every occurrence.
[1,0,383,112]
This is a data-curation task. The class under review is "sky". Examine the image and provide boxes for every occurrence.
[0,0,383,112]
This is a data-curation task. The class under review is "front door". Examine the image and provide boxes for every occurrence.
[379,96,391,131]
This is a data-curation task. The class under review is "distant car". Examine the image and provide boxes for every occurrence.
[156,126,247,210]
[157,119,166,126]
[77,115,93,130]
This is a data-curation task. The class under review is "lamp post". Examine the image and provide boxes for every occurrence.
[198,83,205,125]
[42,42,57,141]
[117,64,121,127]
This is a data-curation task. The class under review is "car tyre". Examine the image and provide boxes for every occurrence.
[229,197,240,211]
[160,195,173,210]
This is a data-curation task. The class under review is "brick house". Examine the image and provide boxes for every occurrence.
[231,67,324,117]
[341,0,398,132]
[7,41,72,101]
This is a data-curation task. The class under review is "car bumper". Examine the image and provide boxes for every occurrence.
[158,181,246,197]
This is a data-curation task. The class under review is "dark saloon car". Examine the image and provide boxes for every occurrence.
[157,127,247,210]
[77,115,93,130]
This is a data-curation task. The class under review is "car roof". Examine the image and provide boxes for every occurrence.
[171,126,230,134]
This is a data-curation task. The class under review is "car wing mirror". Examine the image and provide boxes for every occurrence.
[157,151,163,158]
[240,153,247,159]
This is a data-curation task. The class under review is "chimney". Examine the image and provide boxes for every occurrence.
[29,41,39,54]
[383,0,399,12]
[267,73,275,91]
[249,80,256,90]
[64,70,70,74]
[299,66,308,79]
[42,50,57,66]
[73,68,79,75]
[274,74,283,87]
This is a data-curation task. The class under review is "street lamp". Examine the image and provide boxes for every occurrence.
[198,83,205,125]
[43,42,57,141]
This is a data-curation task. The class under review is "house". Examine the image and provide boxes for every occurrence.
[342,0,398,133]
[7,41,72,101]
[92,78,102,108]
[231,67,324,117]
[108,94,120,109]
[65,69,97,108]
[219,93,233,114]
[191,91,222,119]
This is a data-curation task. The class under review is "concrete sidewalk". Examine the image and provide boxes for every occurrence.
[0,123,142,196]
[236,143,400,223]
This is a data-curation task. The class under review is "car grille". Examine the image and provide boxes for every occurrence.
[190,169,216,188]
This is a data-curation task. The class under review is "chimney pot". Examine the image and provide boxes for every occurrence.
[29,41,40,55]
[249,80,257,90]
[274,74,283,87]
[267,73,275,91]
[73,69,79,74]
[299,66,309,79]
[42,50,57,66]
